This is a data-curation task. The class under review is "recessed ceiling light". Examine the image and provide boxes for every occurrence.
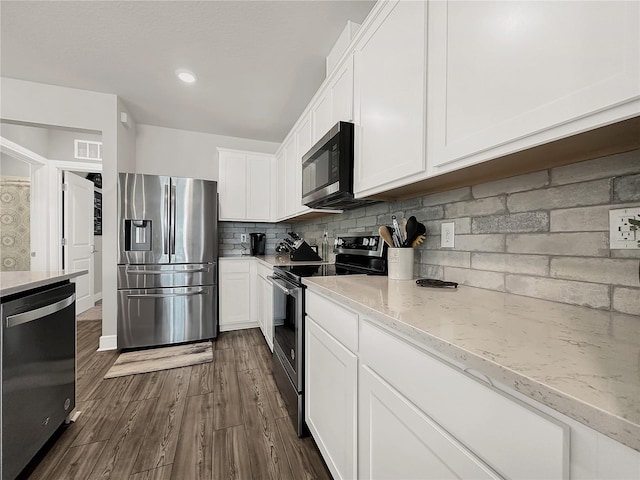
[176,69,197,84]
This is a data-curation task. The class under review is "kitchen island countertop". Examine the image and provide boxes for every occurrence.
[303,275,640,453]
[1,270,88,297]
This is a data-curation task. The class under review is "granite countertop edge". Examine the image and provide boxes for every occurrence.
[220,254,331,267]
[302,277,640,453]
[1,270,89,297]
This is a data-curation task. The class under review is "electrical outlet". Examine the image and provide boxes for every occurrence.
[609,207,640,249]
[240,233,247,243]
[441,222,455,248]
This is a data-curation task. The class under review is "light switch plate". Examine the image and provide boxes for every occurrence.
[441,222,455,248]
[609,208,640,249]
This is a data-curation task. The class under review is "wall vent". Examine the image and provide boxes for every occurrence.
[74,140,102,161]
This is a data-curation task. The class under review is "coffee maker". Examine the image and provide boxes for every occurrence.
[249,233,266,256]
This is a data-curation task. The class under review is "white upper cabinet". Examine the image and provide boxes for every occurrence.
[311,94,332,144]
[296,113,314,166]
[275,148,286,220]
[218,148,273,222]
[285,135,307,217]
[353,0,427,197]
[427,0,640,173]
[311,55,355,145]
[330,56,354,126]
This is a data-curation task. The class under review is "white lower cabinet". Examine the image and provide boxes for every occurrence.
[218,259,255,331]
[305,315,358,480]
[359,320,568,479]
[359,365,499,480]
[303,289,640,480]
[256,262,273,350]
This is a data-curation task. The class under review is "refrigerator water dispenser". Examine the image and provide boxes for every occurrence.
[124,219,152,251]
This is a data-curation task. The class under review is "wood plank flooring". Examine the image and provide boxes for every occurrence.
[19,319,331,480]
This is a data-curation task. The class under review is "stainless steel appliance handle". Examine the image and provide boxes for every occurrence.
[170,184,176,255]
[164,184,170,255]
[125,267,209,275]
[266,276,296,296]
[126,289,207,299]
[6,293,75,328]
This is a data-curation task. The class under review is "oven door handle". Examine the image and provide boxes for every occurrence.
[267,275,295,296]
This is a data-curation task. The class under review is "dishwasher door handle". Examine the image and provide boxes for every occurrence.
[6,293,76,328]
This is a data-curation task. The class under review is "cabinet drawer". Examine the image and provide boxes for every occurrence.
[360,319,569,479]
[219,259,251,274]
[256,261,272,280]
[306,290,358,352]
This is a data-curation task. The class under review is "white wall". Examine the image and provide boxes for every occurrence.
[0,153,31,176]
[48,129,101,161]
[135,124,279,180]
[0,77,133,347]
[0,122,49,157]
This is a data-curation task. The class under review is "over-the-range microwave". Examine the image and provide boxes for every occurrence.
[301,121,372,210]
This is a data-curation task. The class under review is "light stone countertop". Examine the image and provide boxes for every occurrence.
[1,270,89,297]
[303,275,640,452]
[220,254,331,267]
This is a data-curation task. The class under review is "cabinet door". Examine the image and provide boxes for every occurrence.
[218,151,247,220]
[305,316,357,480]
[219,261,252,331]
[427,1,640,172]
[359,365,500,480]
[353,0,427,197]
[275,149,286,220]
[312,92,332,143]
[330,55,354,125]
[260,274,273,350]
[246,154,271,221]
[296,113,314,163]
[283,136,308,217]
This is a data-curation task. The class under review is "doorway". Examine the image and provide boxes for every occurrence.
[0,121,103,316]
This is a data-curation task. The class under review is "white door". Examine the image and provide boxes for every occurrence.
[63,172,94,314]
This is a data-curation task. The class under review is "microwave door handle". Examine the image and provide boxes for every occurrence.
[266,276,295,296]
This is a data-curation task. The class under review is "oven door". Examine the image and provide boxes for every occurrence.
[269,274,304,390]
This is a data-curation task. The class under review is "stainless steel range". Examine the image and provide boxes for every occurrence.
[269,233,387,437]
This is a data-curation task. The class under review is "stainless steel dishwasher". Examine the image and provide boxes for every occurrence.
[1,282,76,480]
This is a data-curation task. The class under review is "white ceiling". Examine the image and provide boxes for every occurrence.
[0,1,375,142]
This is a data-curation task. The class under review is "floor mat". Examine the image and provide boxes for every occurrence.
[104,341,213,379]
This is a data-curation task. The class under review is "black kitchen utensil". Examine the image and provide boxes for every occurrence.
[403,216,418,247]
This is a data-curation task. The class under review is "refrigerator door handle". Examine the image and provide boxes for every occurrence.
[164,184,170,255]
[125,266,211,275]
[170,184,176,255]
[126,289,207,299]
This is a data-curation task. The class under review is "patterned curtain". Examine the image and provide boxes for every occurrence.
[0,176,31,271]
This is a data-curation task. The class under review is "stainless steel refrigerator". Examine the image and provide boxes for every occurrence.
[117,173,218,349]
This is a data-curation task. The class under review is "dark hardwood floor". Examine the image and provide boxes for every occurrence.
[20,319,331,480]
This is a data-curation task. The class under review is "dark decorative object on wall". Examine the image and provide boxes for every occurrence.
[87,173,102,189]
[94,191,102,235]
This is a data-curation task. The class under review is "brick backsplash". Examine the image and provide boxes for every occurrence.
[219,222,292,256]
[291,149,640,315]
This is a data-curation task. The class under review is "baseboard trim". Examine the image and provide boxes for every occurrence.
[98,335,117,351]
[93,292,102,303]
[219,321,259,332]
